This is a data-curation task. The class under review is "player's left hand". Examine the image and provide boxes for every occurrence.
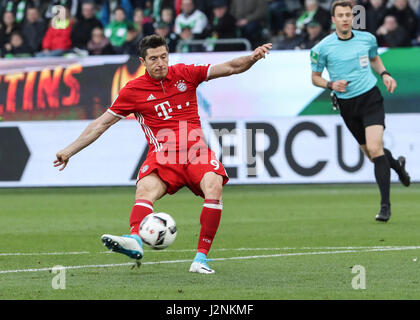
[383,74,397,94]
[54,150,71,171]
[251,43,272,61]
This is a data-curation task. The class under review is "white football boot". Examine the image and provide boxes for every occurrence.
[189,252,215,274]
[101,234,143,260]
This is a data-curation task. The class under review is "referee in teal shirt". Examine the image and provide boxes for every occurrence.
[310,1,410,222]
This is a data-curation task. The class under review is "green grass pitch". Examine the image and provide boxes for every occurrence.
[0,184,419,300]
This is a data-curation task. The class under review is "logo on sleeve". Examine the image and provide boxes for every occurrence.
[147,94,156,101]
[310,50,320,64]
[175,80,187,92]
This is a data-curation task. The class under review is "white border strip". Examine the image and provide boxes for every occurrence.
[205,64,212,81]
[134,202,154,211]
[203,203,223,210]
[107,108,125,119]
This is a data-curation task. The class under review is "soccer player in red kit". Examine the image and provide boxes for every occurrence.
[54,35,272,274]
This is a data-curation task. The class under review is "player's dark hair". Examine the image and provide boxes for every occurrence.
[331,0,353,17]
[138,35,169,59]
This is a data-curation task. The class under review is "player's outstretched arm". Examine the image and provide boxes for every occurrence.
[207,43,272,81]
[54,111,121,171]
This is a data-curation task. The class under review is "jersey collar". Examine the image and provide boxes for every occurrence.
[335,31,354,41]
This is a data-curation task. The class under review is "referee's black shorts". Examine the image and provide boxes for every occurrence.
[337,85,385,145]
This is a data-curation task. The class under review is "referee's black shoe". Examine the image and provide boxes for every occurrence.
[396,156,410,187]
[376,203,391,222]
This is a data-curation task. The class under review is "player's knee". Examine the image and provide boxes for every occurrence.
[135,185,156,201]
[201,175,223,200]
[366,144,383,159]
[361,147,373,162]
[204,184,222,200]
[136,177,166,202]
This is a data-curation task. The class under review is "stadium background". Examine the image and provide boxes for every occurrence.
[1,0,420,301]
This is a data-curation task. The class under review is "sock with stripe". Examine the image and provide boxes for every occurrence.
[129,199,153,235]
[197,199,222,256]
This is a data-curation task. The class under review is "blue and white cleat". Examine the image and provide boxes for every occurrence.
[101,234,143,260]
[189,252,215,274]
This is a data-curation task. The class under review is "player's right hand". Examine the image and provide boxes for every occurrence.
[332,80,348,93]
[251,43,272,61]
[383,74,397,94]
[54,150,71,171]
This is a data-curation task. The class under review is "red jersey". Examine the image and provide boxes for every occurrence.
[108,63,211,153]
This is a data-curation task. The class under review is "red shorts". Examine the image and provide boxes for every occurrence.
[136,146,229,197]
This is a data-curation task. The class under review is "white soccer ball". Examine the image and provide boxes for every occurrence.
[139,212,177,250]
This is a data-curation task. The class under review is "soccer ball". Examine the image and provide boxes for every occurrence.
[139,212,177,250]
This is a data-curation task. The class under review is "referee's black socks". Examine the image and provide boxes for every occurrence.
[373,154,391,205]
[383,148,401,172]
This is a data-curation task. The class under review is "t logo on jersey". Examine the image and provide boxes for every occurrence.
[155,101,173,120]
[154,101,190,120]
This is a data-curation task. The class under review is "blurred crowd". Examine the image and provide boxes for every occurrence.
[0,0,419,58]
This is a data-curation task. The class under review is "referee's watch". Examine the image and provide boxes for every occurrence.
[327,81,333,90]
[380,71,391,78]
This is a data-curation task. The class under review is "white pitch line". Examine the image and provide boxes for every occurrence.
[210,246,420,261]
[0,263,135,274]
[0,251,90,257]
[1,246,420,274]
[2,246,420,257]
[156,246,420,252]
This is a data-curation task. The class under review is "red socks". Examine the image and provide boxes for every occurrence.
[129,199,153,235]
[197,199,223,255]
